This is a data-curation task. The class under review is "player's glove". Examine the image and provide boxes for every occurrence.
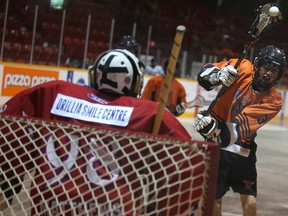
[193,112,220,140]
[173,102,186,116]
[210,65,238,87]
[218,65,238,87]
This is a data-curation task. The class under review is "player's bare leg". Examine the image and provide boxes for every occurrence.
[0,176,8,211]
[240,194,257,216]
[0,193,8,211]
[213,198,222,216]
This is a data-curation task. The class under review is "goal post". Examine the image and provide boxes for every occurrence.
[0,114,219,216]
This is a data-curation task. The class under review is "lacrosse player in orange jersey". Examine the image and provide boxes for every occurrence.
[142,59,187,116]
[192,45,286,216]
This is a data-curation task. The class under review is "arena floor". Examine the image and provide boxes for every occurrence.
[181,118,288,216]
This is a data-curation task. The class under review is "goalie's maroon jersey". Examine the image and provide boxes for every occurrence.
[0,80,197,215]
[1,80,190,138]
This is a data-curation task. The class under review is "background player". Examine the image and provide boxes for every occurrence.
[145,57,164,76]
[192,45,286,216]
[118,35,139,54]
[0,49,192,214]
[142,59,187,117]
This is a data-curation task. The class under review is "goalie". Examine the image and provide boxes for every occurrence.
[0,49,193,215]
[193,45,286,216]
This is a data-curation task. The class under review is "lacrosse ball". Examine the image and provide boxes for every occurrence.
[269,6,280,17]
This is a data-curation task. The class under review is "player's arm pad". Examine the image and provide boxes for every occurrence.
[197,64,221,91]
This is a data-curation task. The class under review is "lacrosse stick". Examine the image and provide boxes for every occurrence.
[152,25,186,135]
[205,3,283,115]
[185,95,205,108]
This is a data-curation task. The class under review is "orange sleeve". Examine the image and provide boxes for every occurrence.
[141,76,163,102]
[212,58,239,69]
[177,82,187,103]
[141,79,153,100]
[234,89,283,140]
[141,78,158,101]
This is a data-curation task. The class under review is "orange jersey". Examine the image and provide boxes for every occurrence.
[211,59,282,140]
[141,75,187,112]
[198,58,283,164]
[199,58,283,149]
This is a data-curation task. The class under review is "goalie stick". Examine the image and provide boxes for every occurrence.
[205,2,283,115]
[152,25,186,135]
[146,25,186,214]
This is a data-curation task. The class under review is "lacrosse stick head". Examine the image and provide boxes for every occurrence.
[185,95,205,108]
[248,3,283,41]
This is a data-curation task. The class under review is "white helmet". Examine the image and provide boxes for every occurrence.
[88,49,144,97]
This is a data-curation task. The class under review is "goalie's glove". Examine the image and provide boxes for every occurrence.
[173,102,186,116]
[193,112,220,140]
[210,65,238,87]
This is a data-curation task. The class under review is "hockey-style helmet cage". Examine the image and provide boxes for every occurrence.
[253,45,286,91]
[119,35,139,54]
[88,49,144,97]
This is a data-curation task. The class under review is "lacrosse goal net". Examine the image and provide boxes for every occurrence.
[0,114,219,216]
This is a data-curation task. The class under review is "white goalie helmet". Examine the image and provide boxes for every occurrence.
[88,49,145,97]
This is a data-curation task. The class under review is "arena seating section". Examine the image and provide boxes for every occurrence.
[0,0,287,87]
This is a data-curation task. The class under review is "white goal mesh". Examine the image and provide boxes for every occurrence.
[0,114,219,216]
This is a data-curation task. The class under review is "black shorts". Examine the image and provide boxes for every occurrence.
[215,159,257,199]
